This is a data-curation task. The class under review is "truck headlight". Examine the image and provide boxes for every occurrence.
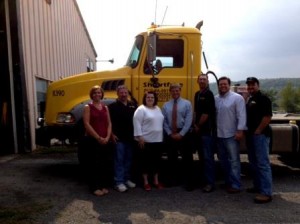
[56,113,75,124]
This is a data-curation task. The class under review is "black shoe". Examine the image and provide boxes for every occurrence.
[219,183,230,189]
[227,187,241,194]
[185,185,195,192]
[246,187,260,194]
[254,194,273,204]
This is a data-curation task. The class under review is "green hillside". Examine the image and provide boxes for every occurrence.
[234,78,300,91]
[209,78,300,95]
[209,78,300,112]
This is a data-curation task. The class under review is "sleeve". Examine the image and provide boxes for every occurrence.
[108,103,115,121]
[133,106,144,137]
[194,92,198,113]
[162,103,172,135]
[209,92,216,115]
[236,95,247,131]
[262,96,273,117]
[180,100,193,136]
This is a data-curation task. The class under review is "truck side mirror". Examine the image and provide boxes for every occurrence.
[147,32,157,62]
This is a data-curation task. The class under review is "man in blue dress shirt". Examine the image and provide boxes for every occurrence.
[162,83,194,191]
[215,76,247,193]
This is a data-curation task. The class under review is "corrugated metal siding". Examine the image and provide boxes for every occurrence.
[18,0,97,149]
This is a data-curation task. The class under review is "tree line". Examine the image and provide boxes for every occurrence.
[209,78,300,113]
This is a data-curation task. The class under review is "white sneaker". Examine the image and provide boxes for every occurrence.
[115,183,128,192]
[126,180,136,188]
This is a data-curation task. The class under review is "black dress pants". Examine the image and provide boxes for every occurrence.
[78,136,113,192]
[165,133,194,187]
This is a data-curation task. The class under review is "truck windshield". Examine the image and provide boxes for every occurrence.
[126,35,144,68]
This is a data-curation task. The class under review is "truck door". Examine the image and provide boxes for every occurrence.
[138,36,189,107]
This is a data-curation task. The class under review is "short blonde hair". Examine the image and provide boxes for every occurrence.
[169,83,182,91]
[89,85,104,99]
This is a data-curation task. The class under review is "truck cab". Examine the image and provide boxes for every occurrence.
[36,22,300,155]
[37,22,203,146]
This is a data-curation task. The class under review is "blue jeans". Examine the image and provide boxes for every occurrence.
[202,135,215,186]
[246,134,272,196]
[217,137,241,189]
[114,141,133,185]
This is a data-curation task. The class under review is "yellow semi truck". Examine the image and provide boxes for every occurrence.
[36,21,299,155]
[37,21,210,146]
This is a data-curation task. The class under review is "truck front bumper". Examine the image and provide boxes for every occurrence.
[35,124,78,147]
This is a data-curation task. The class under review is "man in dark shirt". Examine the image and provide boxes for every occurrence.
[194,74,216,192]
[109,85,137,192]
[245,77,273,203]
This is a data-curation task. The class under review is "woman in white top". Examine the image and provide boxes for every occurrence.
[133,91,164,191]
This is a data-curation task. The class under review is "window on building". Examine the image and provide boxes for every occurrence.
[86,58,94,72]
[36,78,48,119]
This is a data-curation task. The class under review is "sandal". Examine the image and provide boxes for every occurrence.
[93,189,105,196]
[102,188,109,194]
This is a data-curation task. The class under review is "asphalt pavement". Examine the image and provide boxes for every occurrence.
[0,148,300,224]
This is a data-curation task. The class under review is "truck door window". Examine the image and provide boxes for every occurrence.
[126,35,144,68]
[144,39,183,74]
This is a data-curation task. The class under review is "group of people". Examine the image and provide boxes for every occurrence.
[79,75,273,204]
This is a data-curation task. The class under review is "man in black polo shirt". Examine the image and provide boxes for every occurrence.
[194,74,216,192]
[109,85,137,192]
[245,77,273,203]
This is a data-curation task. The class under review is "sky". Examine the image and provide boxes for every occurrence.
[76,0,300,82]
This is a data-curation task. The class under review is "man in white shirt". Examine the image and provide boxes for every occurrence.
[215,76,247,193]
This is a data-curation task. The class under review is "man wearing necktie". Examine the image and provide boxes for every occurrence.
[162,83,194,191]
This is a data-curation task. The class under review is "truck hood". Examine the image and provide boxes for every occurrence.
[45,66,132,125]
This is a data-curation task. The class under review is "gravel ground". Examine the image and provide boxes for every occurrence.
[0,147,300,224]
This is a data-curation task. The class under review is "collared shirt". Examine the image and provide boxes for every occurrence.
[162,97,193,136]
[194,87,216,135]
[246,90,272,136]
[108,99,137,142]
[215,91,247,138]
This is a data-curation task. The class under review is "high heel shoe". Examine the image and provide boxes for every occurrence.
[153,182,164,189]
[144,184,151,191]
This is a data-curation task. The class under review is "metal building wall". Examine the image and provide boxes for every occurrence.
[17,0,97,150]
